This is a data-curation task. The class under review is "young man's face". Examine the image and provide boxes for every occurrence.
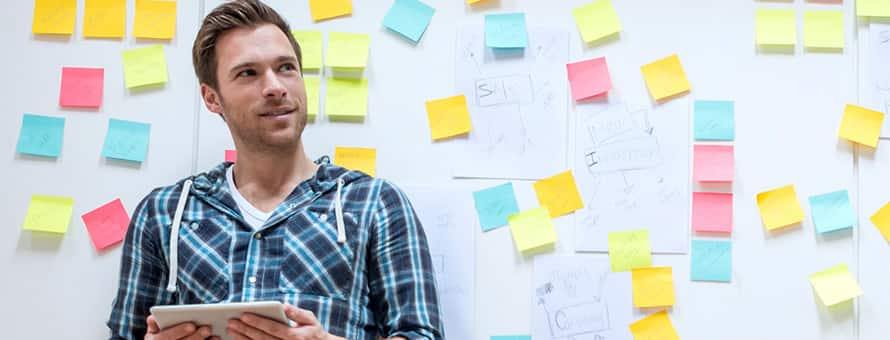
[202,23,308,152]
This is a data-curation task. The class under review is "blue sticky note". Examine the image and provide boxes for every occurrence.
[691,239,731,282]
[383,0,435,43]
[694,100,735,141]
[16,114,65,157]
[485,13,528,49]
[102,118,151,162]
[491,336,531,340]
[809,190,856,234]
[473,183,520,232]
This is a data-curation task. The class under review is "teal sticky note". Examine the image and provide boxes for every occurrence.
[485,13,528,49]
[16,114,65,157]
[473,183,520,232]
[694,100,735,141]
[102,118,151,162]
[383,0,435,43]
[691,239,731,282]
[809,190,856,234]
[491,336,531,340]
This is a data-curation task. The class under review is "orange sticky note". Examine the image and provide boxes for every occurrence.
[335,146,376,176]
[225,149,237,163]
[757,185,805,231]
[640,54,690,102]
[533,171,584,218]
[567,57,612,102]
[426,95,472,140]
[838,104,885,148]
[692,192,733,233]
[693,144,734,182]
[133,0,177,39]
[629,311,680,340]
[32,0,77,35]
[84,0,126,38]
[59,67,104,109]
[81,198,130,250]
[632,267,675,308]
[870,201,890,242]
[309,0,352,21]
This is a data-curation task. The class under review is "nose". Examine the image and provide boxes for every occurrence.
[261,69,287,99]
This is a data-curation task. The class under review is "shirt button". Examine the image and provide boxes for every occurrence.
[254,233,263,240]
[190,222,199,230]
[248,276,257,284]
[319,214,328,221]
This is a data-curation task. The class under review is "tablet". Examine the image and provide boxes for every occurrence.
[150,301,288,339]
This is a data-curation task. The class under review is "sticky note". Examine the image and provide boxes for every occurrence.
[756,9,797,47]
[326,78,368,121]
[870,201,890,242]
[608,229,652,272]
[491,337,531,340]
[838,104,885,148]
[291,30,323,70]
[309,0,352,21]
[629,311,679,340]
[467,0,487,3]
[810,264,863,306]
[757,185,805,231]
[82,198,130,250]
[327,32,370,70]
[334,147,376,176]
[122,45,169,88]
[426,94,472,140]
[632,267,675,308]
[640,54,691,102]
[533,171,584,218]
[83,0,126,38]
[23,195,75,234]
[507,207,558,253]
[693,145,734,182]
[16,114,65,158]
[473,183,520,232]
[692,192,733,233]
[572,0,622,44]
[304,76,321,120]
[857,0,890,17]
[32,0,76,35]
[803,10,844,50]
[566,57,612,102]
[133,0,177,39]
[485,13,528,49]
[691,240,732,282]
[102,119,151,162]
[59,67,104,109]
[225,149,237,163]
[809,190,855,234]
[383,0,435,43]
[694,100,734,141]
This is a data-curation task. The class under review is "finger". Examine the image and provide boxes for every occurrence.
[226,326,250,340]
[146,315,160,333]
[284,305,318,326]
[240,312,291,336]
[156,322,197,339]
[228,319,274,340]
[181,325,212,340]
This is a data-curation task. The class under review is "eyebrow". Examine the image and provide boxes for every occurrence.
[228,56,299,75]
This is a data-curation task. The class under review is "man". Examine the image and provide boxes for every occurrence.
[106,1,443,339]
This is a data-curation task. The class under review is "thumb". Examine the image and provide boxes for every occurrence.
[284,304,318,326]
[146,315,160,333]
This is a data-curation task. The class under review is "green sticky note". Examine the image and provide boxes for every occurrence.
[122,45,168,88]
[23,195,75,233]
[694,100,734,141]
[858,0,890,18]
[383,0,435,43]
[327,32,370,70]
[608,229,652,272]
[809,190,856,234]
[326,78,368,121]
[572,0,622,44]
[691,240,732,282]
[102,118,151,162]
[17,114,65,158]
[755,9,797,47]
[803,10,844,50]
[485,13,528,49]
[304,76,320,121]
[291,30,323,70]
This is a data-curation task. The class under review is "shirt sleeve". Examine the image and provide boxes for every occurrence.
[367,180,444,340]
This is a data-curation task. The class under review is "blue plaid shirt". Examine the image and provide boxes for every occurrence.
[107,159,444,339]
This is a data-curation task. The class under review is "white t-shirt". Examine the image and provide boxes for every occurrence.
[226,166,271,230]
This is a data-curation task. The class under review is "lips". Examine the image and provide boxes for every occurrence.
[259,108,295,117]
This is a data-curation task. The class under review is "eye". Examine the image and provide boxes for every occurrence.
[237,69,256,78]
[279,63,297,72]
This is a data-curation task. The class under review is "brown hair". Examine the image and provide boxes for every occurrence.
[192,0,302,90]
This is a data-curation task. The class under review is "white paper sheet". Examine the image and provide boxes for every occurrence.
[868,23,890,138]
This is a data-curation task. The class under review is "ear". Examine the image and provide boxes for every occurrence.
[200,84,225,119]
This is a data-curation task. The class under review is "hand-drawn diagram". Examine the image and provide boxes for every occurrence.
[452,26,569,180]
[869,23,890,137]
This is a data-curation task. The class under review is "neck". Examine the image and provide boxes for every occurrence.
[230,139,318,211]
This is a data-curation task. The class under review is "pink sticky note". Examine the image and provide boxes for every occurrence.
[81,198,130,251]
[694,145,734,182]
[59,67,104,108]
[567,57,612,102]
[225,149,237,163]
[692,192,733,233]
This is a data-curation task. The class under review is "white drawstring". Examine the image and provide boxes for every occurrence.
[166,179,192,293]
[335,178,346,244]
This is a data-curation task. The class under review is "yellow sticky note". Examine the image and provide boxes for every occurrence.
[809,264,863,306]
[804,10,844,50]
[839,104,885,148]
[608,229,652,272]
[326,78,368,121]
[870,201,890,242]
[632,267,675,308]
[426,95,472,141]
[133,0,177,40]
[640,54,691,102]
[467,0,486,3]
[334,147,376,176]
[572,0,622,44]
[304,76,320,121]
[507,207,558,253]
[327,32,370,70]
[533,171,584,218]
[756,9,797,47]
[756,185,805,231]
[122,45,169,88]
[84,0,126,38]
[309,0,352,21]
[32,0,76,35]
[23,195,75,234]
[291,30,324,70]
[857,0,890,18]
[629,311,680,340]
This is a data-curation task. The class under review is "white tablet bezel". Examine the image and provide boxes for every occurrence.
[150,301,289,339]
